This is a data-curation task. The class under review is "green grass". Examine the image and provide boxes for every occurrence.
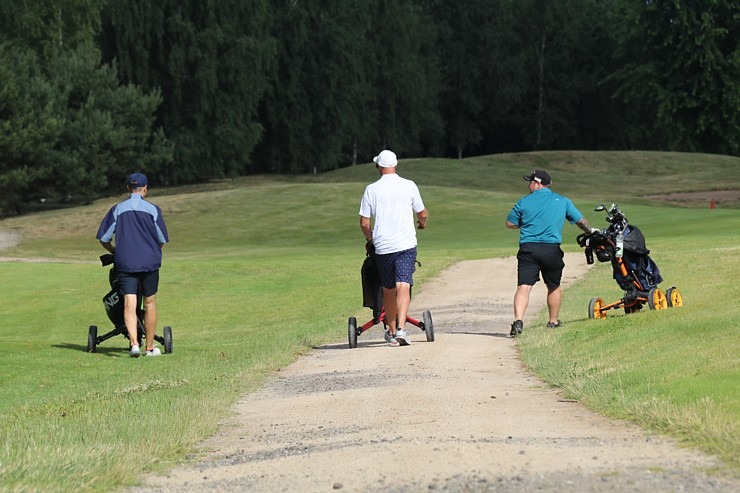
[0,150,738,491]
[519,207,740,468]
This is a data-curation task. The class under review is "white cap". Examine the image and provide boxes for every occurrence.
[373,150,397,168]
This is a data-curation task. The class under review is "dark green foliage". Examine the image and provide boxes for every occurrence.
[423,0,624,155]
[0,0,106,59]
[102,0,275,182]
[366,0,443,158]
[45,45,172,197]
[508,0,622,151]
[254,0,370,173]
[0,0,172,215]
[0,43,172,214]
[426,0,525,157]
[1,0,739,209]
[253,0,442,173]
[0,46,62,214]
[608,0,740,155]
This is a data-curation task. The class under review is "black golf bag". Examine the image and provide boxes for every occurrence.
[577,203,681,317]
[361,244,384,322]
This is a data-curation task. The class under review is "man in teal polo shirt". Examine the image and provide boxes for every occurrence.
[505,170,597,337]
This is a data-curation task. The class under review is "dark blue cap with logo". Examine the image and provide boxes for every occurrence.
[128,173,148,189]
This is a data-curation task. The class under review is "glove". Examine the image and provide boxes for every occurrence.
[590,227,601,235]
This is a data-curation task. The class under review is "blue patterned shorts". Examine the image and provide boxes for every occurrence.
[375,247,417,289]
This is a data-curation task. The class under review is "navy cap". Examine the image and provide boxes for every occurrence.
[127,173,148,189]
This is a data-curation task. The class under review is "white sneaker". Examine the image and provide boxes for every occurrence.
[395,329,411,346]
[384,330,400,347]
[130,344,141,358]
[145,347,162,357]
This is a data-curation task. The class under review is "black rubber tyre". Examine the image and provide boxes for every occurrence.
[87,325,98,353]
[348,317,357,349]
[163,326,173,354]
[423,310,435,342]
[648,288,668,310]
[588,297,607,319]
[666,287,683,308]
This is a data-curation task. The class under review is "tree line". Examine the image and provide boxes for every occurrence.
[1,0,738,214]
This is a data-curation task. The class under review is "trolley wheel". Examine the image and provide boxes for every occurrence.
[423,310,435,342]
[666,287,683,308]
[648,288,668,310]
[87,325,98,353]
[348,317,357,349]
[163,326,173,354]
[588,297,607,319]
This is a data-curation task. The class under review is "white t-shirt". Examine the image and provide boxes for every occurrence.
[359,174,426,255]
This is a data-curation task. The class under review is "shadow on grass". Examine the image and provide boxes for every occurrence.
[448,330,512,339]
[317,330,513,351]
[52,343,129,357]
[316,340,389,350]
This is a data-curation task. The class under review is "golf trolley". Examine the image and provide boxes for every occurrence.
[576,203,683,319]
[347,244,435,348]
[87,253,173,354]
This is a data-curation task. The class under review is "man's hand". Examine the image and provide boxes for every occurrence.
[416,209,428,230]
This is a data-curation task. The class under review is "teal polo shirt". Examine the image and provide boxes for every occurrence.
[507,188,583,244]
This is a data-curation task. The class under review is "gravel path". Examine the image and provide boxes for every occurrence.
[130,254,738,493]
[0,230,21,251]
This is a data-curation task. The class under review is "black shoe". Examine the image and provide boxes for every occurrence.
[510,320,523,337]
[547,320,562,329]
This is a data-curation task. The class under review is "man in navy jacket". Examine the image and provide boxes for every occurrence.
[97,173,169,357]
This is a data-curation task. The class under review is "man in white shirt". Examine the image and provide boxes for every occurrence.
[359,150,428,346]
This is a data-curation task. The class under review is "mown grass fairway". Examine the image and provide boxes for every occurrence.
[1,151,738,491]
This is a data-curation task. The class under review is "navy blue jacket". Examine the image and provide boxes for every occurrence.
[97,194,168,272]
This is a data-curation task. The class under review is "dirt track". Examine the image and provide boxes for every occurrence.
[129,254,738,493]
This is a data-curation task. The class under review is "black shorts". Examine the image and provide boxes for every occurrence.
[118,270,160,297]
[516,243,564,288]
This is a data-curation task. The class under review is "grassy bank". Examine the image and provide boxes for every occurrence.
[0,151,738,491]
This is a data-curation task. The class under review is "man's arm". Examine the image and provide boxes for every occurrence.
[575,217,599,234]
[505,220,519,230]
[360,216,372,242]
[416,209,428,229]
[100,240,115,254]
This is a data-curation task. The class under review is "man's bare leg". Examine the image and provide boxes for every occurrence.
[123,294,140,356]
[383,287,398,336]
[546,286,562,324]
[513,284,533,321]
[395,282,412,330]
[143,295,157,350]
